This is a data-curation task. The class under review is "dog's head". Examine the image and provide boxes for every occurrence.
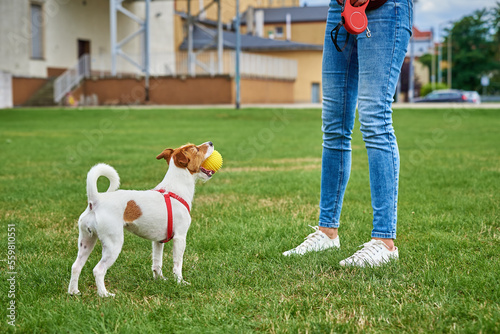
[156,141,215,181]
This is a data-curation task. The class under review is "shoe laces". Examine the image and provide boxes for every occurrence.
[295,225,323,250]
[348,240,386,263]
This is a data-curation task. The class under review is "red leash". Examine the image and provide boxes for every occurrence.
[156,189,190,243]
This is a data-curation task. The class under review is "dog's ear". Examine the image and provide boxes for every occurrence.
[156,148,174,164]
[172,150,189,168]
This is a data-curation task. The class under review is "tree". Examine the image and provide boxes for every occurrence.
[419,3,500,94]
[443,8,498,91]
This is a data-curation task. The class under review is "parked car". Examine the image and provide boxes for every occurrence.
[464,91,481,104]
[415,89,468,103]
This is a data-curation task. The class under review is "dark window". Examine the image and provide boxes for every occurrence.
[31,3,44,59]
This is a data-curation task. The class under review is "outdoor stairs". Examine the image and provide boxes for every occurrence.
[24,78,56,106]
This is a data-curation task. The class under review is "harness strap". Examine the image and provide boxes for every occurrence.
[156,189,190,243]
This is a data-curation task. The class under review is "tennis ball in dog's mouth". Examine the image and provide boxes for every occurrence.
[201,150,223,173]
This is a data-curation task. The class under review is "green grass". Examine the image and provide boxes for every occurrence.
[0,106,499,333]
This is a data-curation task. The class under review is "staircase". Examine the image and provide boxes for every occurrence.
[53,54,90,103]
[24,78,56,106]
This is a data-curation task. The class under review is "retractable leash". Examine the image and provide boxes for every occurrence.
[331,0,371,52]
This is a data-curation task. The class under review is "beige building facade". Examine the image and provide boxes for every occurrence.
[0,0,175,79]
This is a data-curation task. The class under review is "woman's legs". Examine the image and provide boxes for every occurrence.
[320,0,412,251]
[283,0,412,263]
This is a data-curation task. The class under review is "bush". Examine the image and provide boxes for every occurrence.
[420,82,448,97]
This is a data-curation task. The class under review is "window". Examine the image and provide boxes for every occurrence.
[275,26,283,38]
[30,3,44,59]
[311,83,320,103]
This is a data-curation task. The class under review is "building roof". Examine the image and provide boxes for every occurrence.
[240,6,328,25]
[178,24,323,52]
[413,27,432,40]
[176,11,220,28]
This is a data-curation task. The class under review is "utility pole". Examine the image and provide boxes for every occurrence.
[235,0,241,109]
[408,0,417,102]
[217,0,223,74]
[447,30,452,88]
[437,25,442,84]
[187,0,195,76]
[431,28,435,91]
[144,0,150,101]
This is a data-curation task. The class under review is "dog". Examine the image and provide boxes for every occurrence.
[68,142,215,297]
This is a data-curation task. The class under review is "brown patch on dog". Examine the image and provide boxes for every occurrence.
[123,200,142,222]
[157,143,210,174]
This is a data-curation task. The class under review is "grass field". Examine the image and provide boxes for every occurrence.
[0,106,499,333]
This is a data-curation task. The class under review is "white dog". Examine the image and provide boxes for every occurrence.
[68,142,215,297]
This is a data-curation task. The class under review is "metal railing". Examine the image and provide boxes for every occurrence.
[175,51,297,80]
[53,54,90,103]
[88,51,297,81]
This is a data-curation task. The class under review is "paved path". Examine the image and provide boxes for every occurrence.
[149,102,500,109]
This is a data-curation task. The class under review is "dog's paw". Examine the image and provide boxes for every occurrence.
[153,269,167,280]
[68,289,81,296]
[176,278,190,286]
[98,291,116,298]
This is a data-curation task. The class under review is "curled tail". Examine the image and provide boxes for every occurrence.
[86,163,120,204]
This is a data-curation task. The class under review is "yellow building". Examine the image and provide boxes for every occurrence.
[240,6,327,103]
[176,2,328,103]
[175,0,300,22]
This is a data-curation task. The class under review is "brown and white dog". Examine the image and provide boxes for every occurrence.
[68,142,215,297]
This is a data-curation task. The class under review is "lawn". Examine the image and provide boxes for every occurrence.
[0,106,499,333]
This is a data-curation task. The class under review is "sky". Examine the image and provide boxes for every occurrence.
[300,0,496,40]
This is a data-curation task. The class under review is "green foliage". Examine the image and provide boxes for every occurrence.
[419,3,500,93]
[443,5,500,91]
[1,107,499,333]
[420,82,448,97]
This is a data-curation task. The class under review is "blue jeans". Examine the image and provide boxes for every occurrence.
[319,0,413,239]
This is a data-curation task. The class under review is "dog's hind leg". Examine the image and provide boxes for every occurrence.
[172,237,189,285]
[68,221,98,295]
[93,233,124,297]
[152,241,165,279]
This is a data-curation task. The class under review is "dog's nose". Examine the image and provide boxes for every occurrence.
[208,141,213,147]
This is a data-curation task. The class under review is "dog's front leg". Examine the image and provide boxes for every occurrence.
[172,237,189,285]
[152,241,165,279]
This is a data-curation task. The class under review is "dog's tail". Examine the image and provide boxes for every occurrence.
[86,163,120,204]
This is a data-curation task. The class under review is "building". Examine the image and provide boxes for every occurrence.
[1,0,325,106]
[399,26,433,101]
[238,6,327,103]
[0,0,175,106]
[409,27,433,57]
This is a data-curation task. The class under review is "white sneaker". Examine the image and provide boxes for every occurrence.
[339,239,399,267]
[283,226,340,256]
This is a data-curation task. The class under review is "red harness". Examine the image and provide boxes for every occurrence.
[156,189,191,243]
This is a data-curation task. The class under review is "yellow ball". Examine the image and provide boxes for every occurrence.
[202,150,223,173]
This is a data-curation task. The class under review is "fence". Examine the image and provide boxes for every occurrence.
[87,51,297,80]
